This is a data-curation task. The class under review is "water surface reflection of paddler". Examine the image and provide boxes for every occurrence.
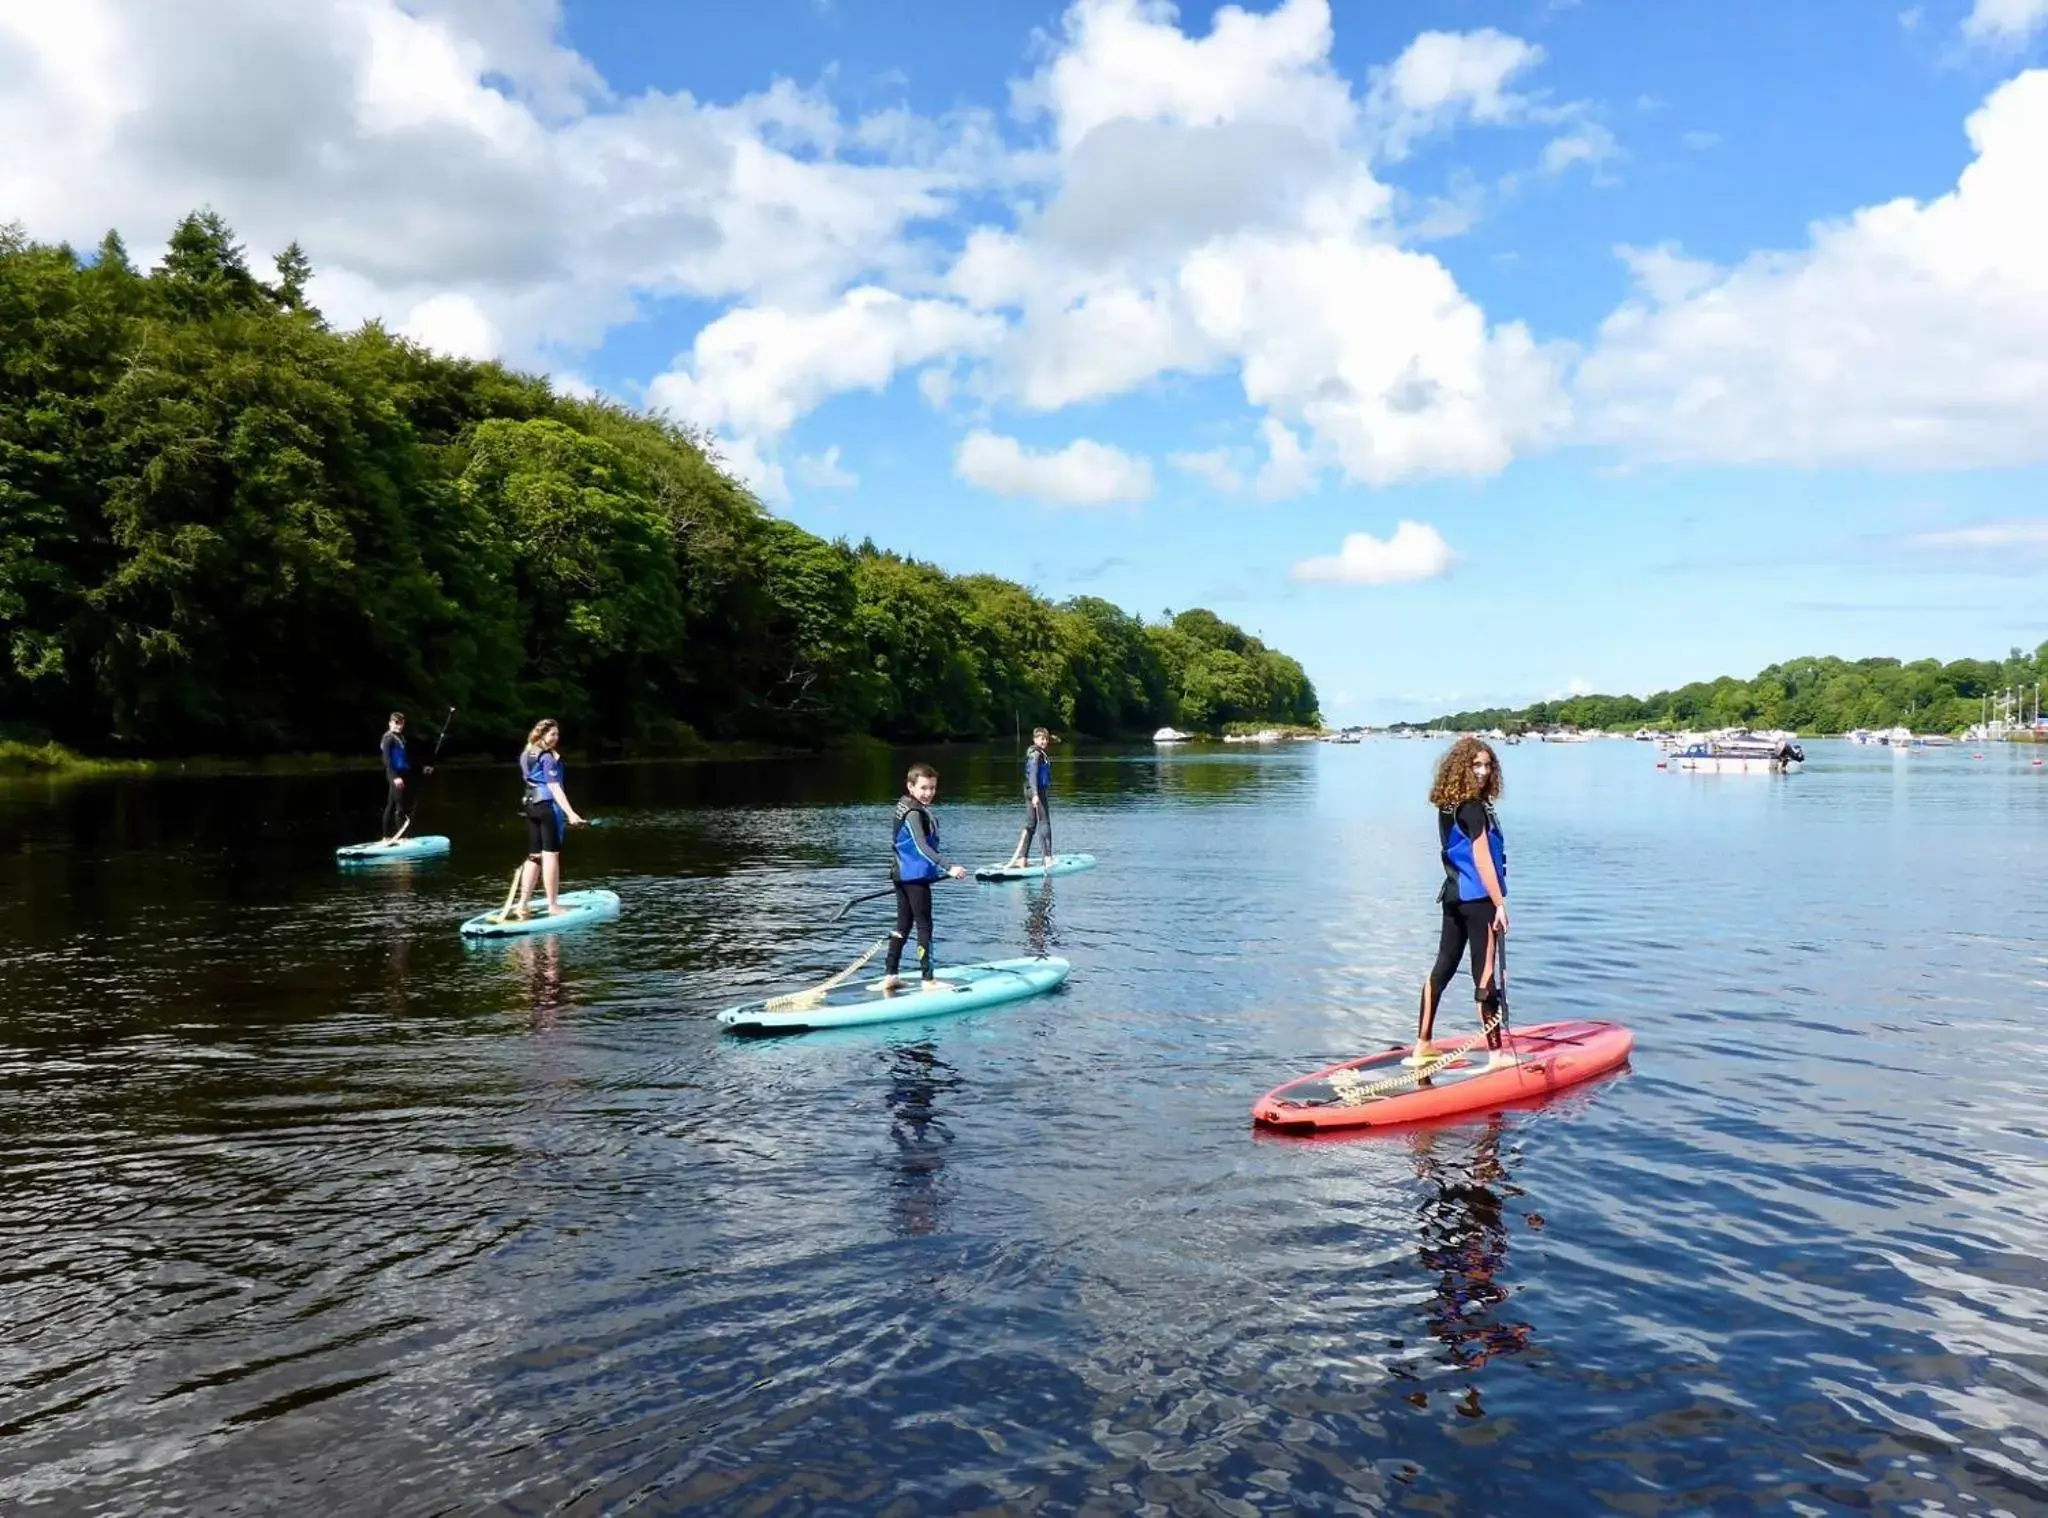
[1410,1115,1534,1374]
[884,1042,959,1239]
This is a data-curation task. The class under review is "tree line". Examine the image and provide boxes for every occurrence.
[1431,649,2048,736]
[0,213,1318,757]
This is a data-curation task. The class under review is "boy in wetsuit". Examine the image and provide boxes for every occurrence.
[379,712,420,841]
[1002,727,1057,869]
[883,762,969,992]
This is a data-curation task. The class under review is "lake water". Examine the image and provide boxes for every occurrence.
[3,739,2045,1515]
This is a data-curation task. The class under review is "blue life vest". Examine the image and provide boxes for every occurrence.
[1441,804,1506,903]
[1027,746,1051,797]
[893,797,942,882]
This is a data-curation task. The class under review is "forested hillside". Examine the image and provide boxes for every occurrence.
[0,214,1317,755]
[1432,651,2045,735]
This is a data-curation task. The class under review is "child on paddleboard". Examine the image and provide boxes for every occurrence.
[510,718,586,918]
[1415,736,1512,1069]
[1002,727,1058,870]
[883,762,968,992]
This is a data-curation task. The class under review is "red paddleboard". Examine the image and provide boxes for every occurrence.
[1252,1019,1633,1134]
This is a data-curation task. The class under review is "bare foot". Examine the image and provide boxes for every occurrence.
[1486,1050,1519,1071]
[1401,1042,1439,1068]
[919,979,946,994]
[879,975,903,993]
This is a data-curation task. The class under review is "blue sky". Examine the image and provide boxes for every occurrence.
[5,0,2048,720]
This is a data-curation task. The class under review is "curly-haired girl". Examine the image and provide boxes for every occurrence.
[1416,736,1511,1067]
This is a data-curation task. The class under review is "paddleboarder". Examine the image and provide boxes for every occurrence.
[379,712,432,842]
[1002,728,1058,870]
[1414,736,1512,1070]
[882,762,968,993]
[509,718,586,920]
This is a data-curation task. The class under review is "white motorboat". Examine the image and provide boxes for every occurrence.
[1673,733,1805,774]
[1153,727,1191,744]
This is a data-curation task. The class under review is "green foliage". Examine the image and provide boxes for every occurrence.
[0,214,1317,754]
[1433,648,2048,736]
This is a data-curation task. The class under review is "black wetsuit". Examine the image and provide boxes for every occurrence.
[380,729,412,836]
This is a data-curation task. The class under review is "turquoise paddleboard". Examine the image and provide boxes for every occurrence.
[336,835,450,864]
[459,888,621,938]
[718,956,1070,1036]
[975,853,1096,882]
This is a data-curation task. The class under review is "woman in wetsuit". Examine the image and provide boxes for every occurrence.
[1414,736,1512,1069]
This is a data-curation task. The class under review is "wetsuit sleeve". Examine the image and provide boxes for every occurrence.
[381,731,400,779]
[1024,751,1038,800]
[905,808,954,872]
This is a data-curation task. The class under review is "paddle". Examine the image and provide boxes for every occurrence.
[832,874,964,922]
[390,706,456,844]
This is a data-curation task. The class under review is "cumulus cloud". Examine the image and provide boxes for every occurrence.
[1365,28,1546,160]
[647,287,1001,437]
[1579,70,2048,468]
[954,430,1154,506]
[0,0,973,362]
[0,0,1587,494]
[1291,521,1458,584]
[1963,0,2048,43]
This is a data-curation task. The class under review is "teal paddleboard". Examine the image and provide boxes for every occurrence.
[718,956,1070,1036]
[975,853,1095,881]
[336,835,450,864]
[459,888,620,938]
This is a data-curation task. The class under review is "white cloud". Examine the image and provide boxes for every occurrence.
[1168,448,1245,493]
[1963,0,2048,43]
[1366,28,1546,160]
[1682,129,1722,151]
[1291,521,1458,584]
[647,287,1001,437]
[0,0,1583,494]
[954,430,1154,506]
[0,0,973,364]
[710,434,789,505]
[1539,120,1619,174]
[793,445,859,490]
[1579,70,2048,468]
[399,292,501,359]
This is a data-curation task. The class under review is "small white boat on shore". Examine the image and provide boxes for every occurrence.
[1153,727,1191,745]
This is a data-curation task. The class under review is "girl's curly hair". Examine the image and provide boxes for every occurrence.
[1429,736,1503,809]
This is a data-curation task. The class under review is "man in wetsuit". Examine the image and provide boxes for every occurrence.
[379,712,431,842]
[1002,727,1057,870]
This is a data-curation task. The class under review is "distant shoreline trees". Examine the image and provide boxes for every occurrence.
[0,213,1318,756]
[1430,651,2047,736]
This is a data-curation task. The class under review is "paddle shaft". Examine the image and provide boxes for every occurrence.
[833,875,961,922]
[390,707,454,842]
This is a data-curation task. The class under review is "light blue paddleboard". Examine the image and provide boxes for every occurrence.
[975,853,1096,882]
[336,835,450,864]
[718,956,1070,1036]
[459,888,620,938]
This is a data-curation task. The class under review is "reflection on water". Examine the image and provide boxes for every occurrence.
[2,739,2046,1513]
[1411,1117,1534,1381]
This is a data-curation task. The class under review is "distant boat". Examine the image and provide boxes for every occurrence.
[1153,727,1191,744]
[1674,733,1805,774]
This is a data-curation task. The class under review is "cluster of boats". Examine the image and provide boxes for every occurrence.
[1652,730,1806,774]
